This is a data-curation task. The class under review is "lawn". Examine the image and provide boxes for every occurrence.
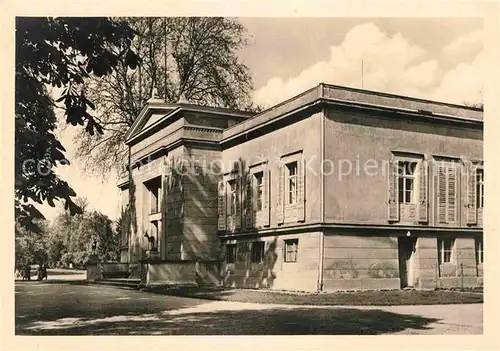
[152,286,483,306]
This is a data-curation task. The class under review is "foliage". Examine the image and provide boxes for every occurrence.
[15,17,140,231]
[15,197,122,269]
[116,205,131,248]
[74,17,255,177]
[15,219,50,267]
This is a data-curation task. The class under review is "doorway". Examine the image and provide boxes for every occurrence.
[398,237,416,288]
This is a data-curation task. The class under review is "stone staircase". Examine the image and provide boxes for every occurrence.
[92,278,141,289]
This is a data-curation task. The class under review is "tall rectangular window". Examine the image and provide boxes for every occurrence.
[251,241,265,263]
[286,162,298,205]
[438,238,455,264]
[398,161,417,204]
[227,179,237,216]
[254,171,264,211]
[226,244,236,263]
[475,238,484,265]
[437,162,458,224]
[476,169,484,209]
[145,177,161,214]
[284,239,298,263]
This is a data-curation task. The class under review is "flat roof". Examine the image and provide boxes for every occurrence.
[222,83,483,141]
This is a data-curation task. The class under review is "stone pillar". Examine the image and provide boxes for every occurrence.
[414,237,438,289]
[86,254,102,281]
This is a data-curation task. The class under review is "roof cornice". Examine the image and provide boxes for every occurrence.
[221,83,483,143]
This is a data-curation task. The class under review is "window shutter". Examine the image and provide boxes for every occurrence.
[437,164,448,224]
[466,163,477,225]
[235,177,242,230]
[417,160,429,223]
[297,158,306,222]
[277,164,284,225]
[447,166,457,223]
[245,173,254,229]
[387,159,399,222]
[263,169,271,226]
[217,180,227,231]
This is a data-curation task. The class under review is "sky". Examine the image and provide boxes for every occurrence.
[41,17,484,223]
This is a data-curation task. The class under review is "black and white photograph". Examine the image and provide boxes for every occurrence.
[2,2,499,349]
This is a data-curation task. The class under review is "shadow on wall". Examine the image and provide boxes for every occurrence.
[223,236,278,289]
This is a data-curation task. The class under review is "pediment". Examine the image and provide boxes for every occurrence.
[124,101,180,142]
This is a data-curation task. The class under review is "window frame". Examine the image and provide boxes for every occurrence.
[283,239,299,263]
[227,178,238,216]
[438,238,455,265]
[435,158,460,225]
[475,238,484,265]
[286,161,298,205]
[253,171,264,211]
[397,160,418,204]
[225,244,237,264]
[251,241,265,263]
[144,176,162,215]
[476,168,484,209]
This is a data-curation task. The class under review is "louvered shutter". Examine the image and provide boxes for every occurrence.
[417,160,429,223]
[235,177,242,230]
[245,173,254,229]
[217,180,227,231]
[297,158,306,222]
[263,169,271,226]
[466,162,477,225]
[447,166,457,223]
[436,164,447,224]
[277,164,284,225]
[387,159,399,222]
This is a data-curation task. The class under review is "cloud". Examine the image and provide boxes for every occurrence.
[253,22,429,106]
[430,50,484,105]
[402,60,440,89]
[442,30,483,59]
[253,22,483,107]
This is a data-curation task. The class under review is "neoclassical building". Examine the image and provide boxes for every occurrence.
[115,83,483,291]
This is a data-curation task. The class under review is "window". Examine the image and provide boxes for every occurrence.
[254,171,264,211]
[286,162,298,205]
[398,161,417,204]
[145,177,162,214]
[284,239,298,263]
[251,241,265,263]
[226,244,236,263]
[438,238,455,264]
[227,179,237,216]
[476,169,484,209]
[436,162,459,224]
[475,238,484,265]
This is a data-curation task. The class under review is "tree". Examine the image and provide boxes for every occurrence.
[51,200,119,266]
[15,219,50,268]
[74,17,255,177]
[15,17,140,231]
[116,205,131,252]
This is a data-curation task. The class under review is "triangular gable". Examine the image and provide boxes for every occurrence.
[124,102,180,142]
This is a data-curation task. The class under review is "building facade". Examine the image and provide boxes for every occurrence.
[118,83,484,291]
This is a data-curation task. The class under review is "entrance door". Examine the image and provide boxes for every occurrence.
[398,237,416,288]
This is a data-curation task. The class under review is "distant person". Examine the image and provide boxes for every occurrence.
[37,263,48,281]
[23,264,31,281]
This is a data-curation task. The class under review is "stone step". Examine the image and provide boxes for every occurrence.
[92,278,141,289]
